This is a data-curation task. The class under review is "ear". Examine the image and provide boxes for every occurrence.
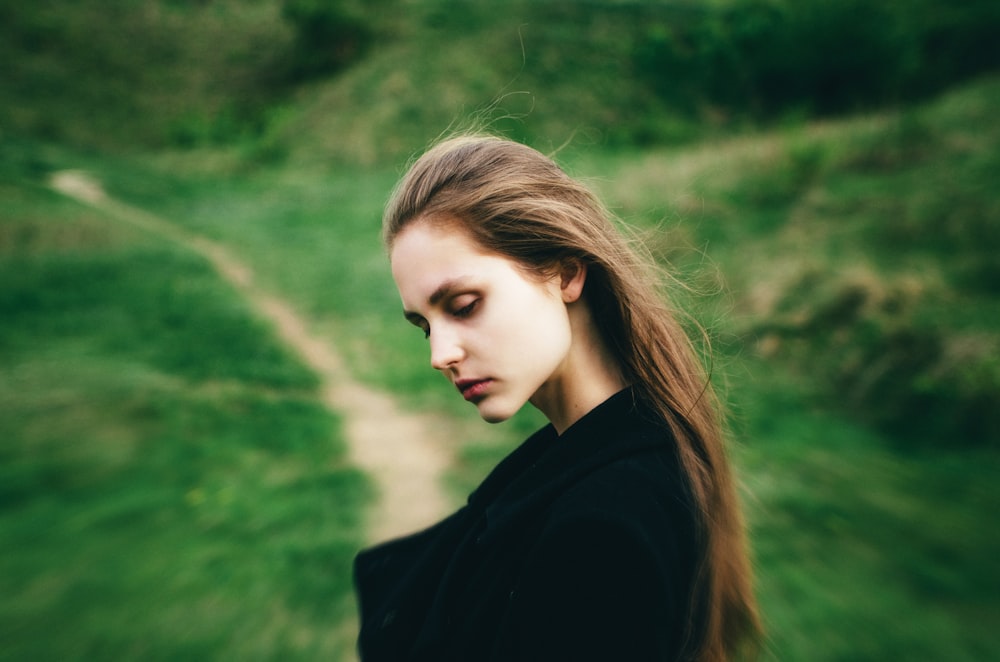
[559,260,587,303]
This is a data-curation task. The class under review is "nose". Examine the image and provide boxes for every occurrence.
[429,324,464,372]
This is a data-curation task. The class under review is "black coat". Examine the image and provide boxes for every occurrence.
[354,388,704,661]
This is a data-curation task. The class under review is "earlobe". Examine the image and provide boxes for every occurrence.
[560,261,587,303]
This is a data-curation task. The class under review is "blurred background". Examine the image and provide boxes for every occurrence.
[1,0,998,659]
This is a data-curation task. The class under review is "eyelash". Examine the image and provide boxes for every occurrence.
[453,300,478,318]
[421,299,479,339]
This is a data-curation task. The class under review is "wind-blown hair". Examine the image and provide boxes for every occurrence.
[383,135,760,661]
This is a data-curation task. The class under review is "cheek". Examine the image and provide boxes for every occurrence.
[495,292,571,356]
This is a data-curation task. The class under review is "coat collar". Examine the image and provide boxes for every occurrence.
[470,387,674,546]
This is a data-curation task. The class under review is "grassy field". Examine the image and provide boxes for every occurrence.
[5,78,986,660]
[2,1,999,657]
[0,166,368,660]
[596,76,1000,446]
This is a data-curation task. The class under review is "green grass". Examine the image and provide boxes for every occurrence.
[731,360,1000,660]
[2,0,998,657]
[593,76,1000,446]
[115,78,999,659]
[9,0,997,168]
[0,177,368,660]
[0,0,293,151]
[3,68,998,661]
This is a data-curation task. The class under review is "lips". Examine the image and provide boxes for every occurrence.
[456,378,492,401]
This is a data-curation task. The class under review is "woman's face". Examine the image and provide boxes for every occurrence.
[390,219,575,423]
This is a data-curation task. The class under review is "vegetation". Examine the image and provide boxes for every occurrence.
[596,80,1000,446]
[633,0,1000,117]
[1,1,998,659]
[4,0,998,158]
[0,162,368,660]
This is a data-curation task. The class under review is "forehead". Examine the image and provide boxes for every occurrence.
[391,220,489,271]
[390,221,501,302]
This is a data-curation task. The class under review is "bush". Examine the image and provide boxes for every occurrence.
[754,272,1000,447]
[281,0,384,81]
[634,0,1000,120]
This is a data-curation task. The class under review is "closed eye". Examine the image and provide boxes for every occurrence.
[452,299,478,318]
[403,294,479,340]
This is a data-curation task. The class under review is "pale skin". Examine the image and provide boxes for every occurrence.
[390,217,626,434]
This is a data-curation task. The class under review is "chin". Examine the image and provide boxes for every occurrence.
[478,410,514,424]
[476,400,519,424]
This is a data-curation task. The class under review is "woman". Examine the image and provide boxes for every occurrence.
[354,135,759,661]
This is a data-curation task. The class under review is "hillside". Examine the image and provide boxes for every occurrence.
[2,1,999,659]
[595,79,1000,446]
[4,0,999,164]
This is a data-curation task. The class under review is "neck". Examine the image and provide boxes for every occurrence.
[530,300,626,435]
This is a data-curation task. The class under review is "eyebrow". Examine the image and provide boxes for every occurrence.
[402,277,474,322]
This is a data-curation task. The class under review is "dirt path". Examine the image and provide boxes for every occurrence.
[49,170,457,543]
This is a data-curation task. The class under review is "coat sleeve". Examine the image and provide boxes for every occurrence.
[499,513,687,662]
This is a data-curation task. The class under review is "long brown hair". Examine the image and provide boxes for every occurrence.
[383,135,760,661]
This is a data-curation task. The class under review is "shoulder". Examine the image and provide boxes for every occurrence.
[534,405,699,571]
[547,440,696,542]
